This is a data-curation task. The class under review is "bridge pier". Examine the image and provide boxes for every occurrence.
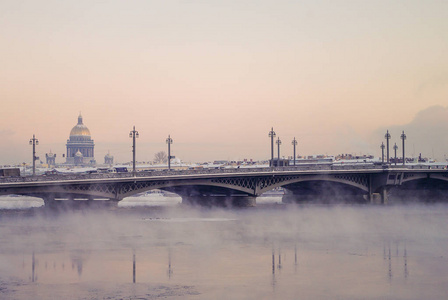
[43,196,57,209]
[380,187,388,205]
[366,188,387,205]
[367,193,383,204]
[181,195,256,207]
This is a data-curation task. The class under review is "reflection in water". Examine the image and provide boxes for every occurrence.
[0,201,447,299]
[388,244,392,281]
[278,249,282,270]
[133,252,136,284]
[271,248,276,290]
[71,254,83,277]
[294,244,298,274]
[404,243,409,279]
[31,252,35,283]
[27,252,86,284]
[167,248,173,279]
[294,244,297,266]
[383,240,411,283]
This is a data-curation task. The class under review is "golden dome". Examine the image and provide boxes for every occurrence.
[70,114,91,136]
[70,125,90,136]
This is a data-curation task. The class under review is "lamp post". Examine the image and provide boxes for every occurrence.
[393,143,398,166]
[385,130,391,165]
[381,142,385,164]
[129,126,139,175]
[166,135,173,170]
[276,137,282,166]
[292,137,297,166]
[401,131,406,166]
[268,128,276,167]
[29,135,39,176]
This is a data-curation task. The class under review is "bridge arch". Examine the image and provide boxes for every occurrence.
[118,178,257,199]
[257,174,370,196]
[389,175,448,202]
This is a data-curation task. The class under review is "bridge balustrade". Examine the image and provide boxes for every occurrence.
[0,163,416,184]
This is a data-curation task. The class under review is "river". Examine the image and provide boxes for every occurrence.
[0,195,447,299]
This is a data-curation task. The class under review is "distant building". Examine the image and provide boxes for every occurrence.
[45,151,56,167]
[74,150,84,166]
[66,114,95,165]
[104,152,114,165]
[271,158,290,167]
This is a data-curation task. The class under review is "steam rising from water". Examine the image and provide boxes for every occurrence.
[0,196,447,299]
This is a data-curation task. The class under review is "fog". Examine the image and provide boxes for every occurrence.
[375,105,448,160]
[1,197,447,299]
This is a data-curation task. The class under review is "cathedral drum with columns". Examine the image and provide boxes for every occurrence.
[66,114,95,165]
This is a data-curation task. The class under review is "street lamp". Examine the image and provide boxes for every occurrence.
[276,137,282,166]
[393,143,398,166]
[385,130,391,165]
[380,142,385,164]
[129,126,139,175]
[401,131,406,166]
[166,135,173,170]
[29,134,39,176]
[292,137,298,166]
[268,127,276,167]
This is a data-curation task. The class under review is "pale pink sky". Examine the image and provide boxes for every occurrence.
[1,1,447,165]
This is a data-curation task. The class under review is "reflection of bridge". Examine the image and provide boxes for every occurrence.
[1,166,448,207]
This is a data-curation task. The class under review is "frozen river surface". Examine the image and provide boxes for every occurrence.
[0,195,447,299]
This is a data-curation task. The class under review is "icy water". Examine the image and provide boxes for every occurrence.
[0,195,448,299]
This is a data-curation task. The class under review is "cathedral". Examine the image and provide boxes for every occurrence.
[66,114,95,165]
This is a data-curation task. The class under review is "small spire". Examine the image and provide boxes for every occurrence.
[78,112,83,125]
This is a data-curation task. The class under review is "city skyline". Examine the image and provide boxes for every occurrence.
[1,107,447,166]
[1,1,447,164]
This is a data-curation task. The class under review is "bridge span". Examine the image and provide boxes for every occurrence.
[1,165,448,207]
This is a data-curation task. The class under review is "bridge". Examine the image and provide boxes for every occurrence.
[2,164,448,207]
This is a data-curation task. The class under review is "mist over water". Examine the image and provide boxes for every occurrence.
[0,196,447,299]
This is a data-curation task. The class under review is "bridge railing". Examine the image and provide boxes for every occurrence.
[0,164,377,183]
[1,163,444,184]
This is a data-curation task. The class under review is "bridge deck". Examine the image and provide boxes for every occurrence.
[1,166,447,205]
[1,165,444,187]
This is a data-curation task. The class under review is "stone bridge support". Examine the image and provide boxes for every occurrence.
[368,173,391,205]
[380,187,389,204]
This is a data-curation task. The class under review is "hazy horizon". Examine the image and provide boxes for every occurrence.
[1,1,447,165]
